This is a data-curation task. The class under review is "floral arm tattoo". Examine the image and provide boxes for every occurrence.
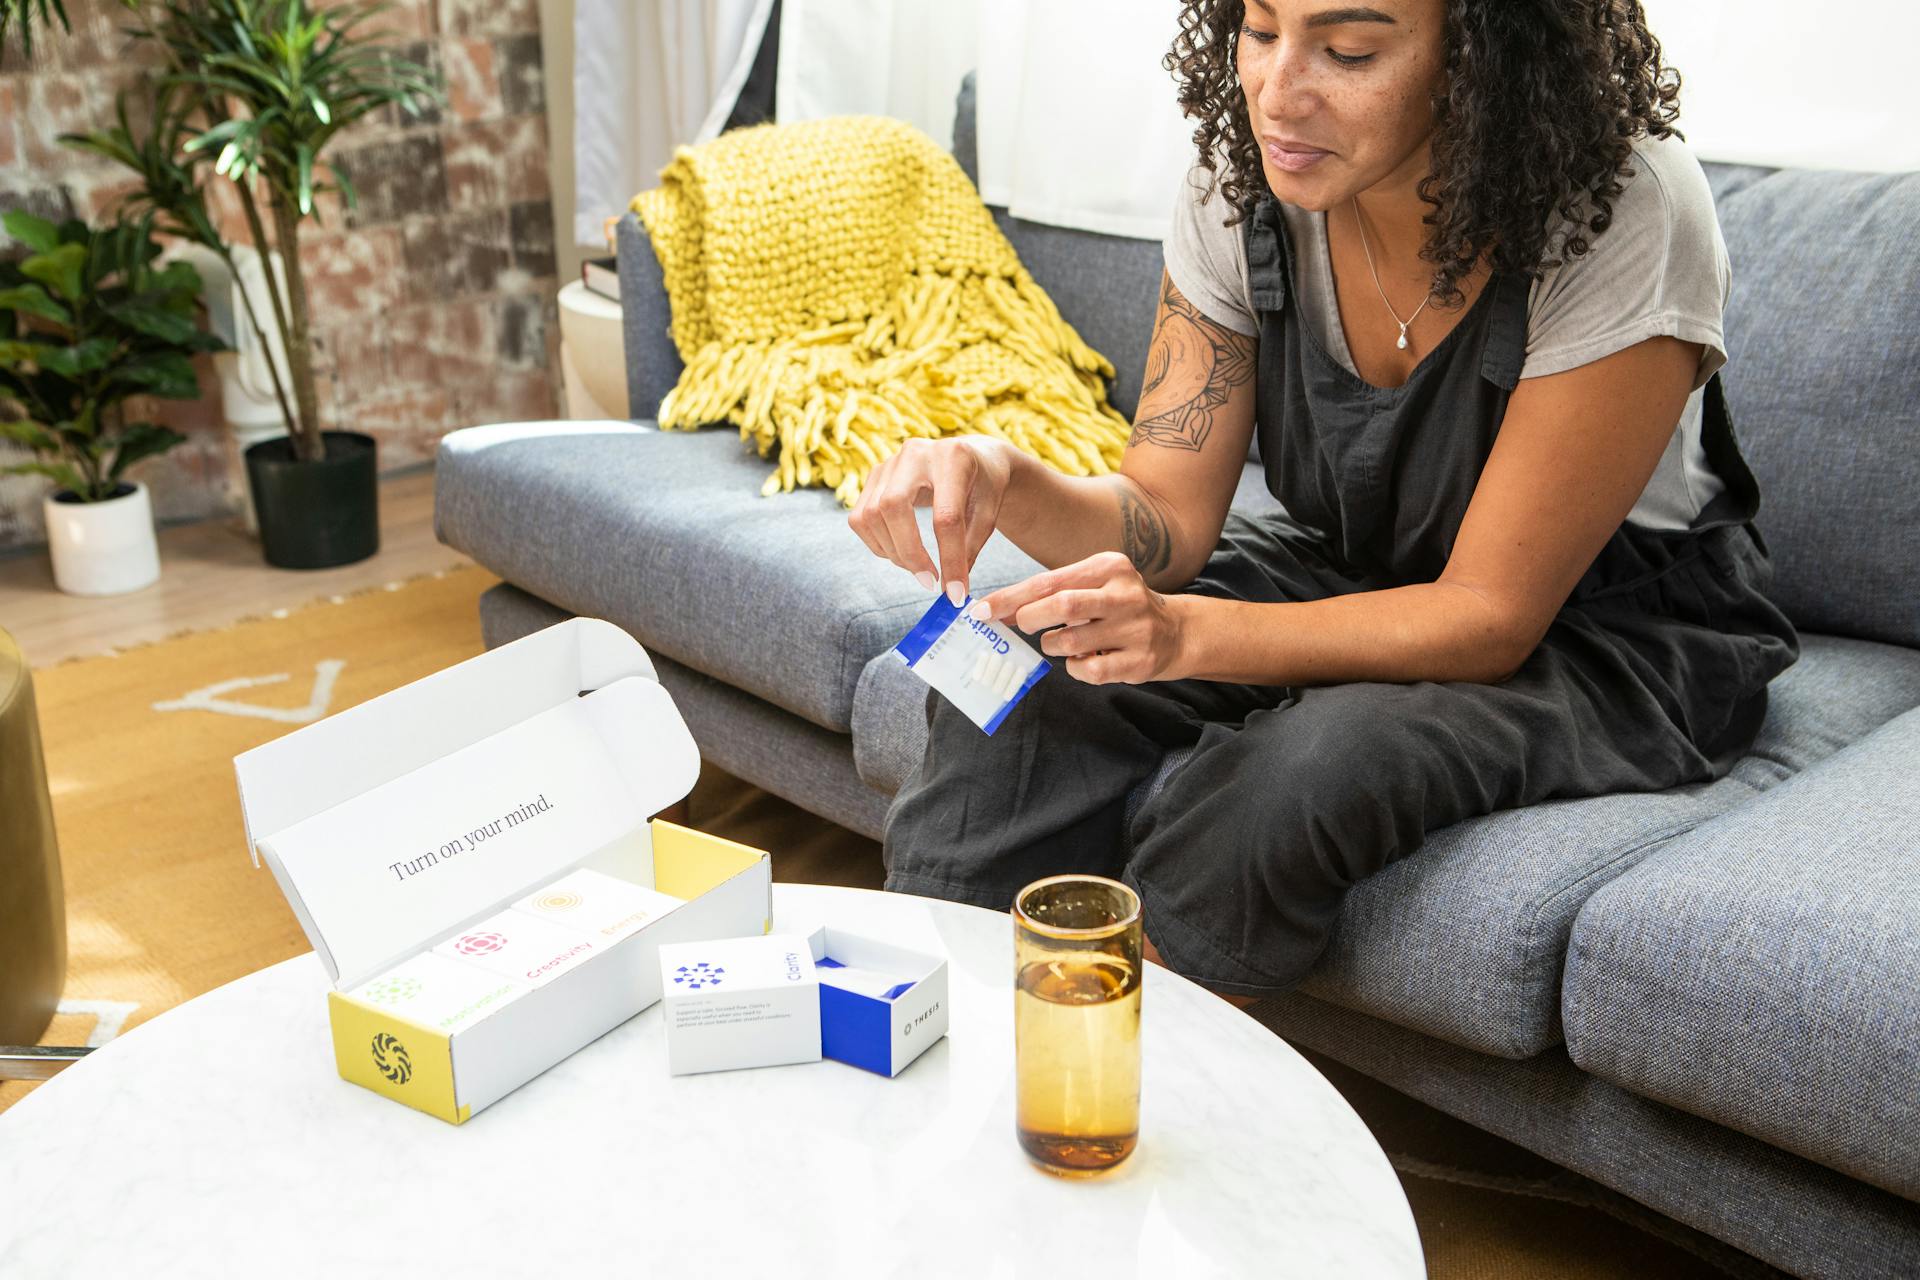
[1131,274,1257,453]
[1118,275,1256,576]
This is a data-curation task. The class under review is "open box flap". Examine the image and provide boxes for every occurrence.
[234,621,699,990]
[235,617,655,870]
[805,927,945,984]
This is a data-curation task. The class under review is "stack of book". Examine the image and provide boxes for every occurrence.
[582,255,618,302]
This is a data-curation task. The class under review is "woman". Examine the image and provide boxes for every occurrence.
[848,0,1798,1002]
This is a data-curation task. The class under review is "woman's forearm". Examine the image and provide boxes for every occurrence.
[994,446,1195,591]
[1166,583,1530,687]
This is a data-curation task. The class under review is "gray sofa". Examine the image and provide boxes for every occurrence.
[435,79,1920,1277]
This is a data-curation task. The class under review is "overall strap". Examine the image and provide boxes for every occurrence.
[1244,197,1289,313]
[1477,268,1531,391]
[1686,372,1764,534]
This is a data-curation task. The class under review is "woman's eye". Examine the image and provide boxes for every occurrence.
[1328,50,1375,67]
[1238,24,1276,44]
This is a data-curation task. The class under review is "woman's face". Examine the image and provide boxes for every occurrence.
[1235,0,1448,211]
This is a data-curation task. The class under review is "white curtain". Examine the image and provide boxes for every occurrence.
[773,0,980,152]
[973,0,1193,239]
[1641,0,1915,172]
[572,0,774,248]
[776,0,1191,240]
[572,0,1913,255]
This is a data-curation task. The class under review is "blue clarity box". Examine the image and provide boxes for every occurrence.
[806,926,949,1077]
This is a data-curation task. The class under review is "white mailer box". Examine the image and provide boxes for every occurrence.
[234,618,772,1125]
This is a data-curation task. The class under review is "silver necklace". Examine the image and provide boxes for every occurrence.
[1351,197,1431,350]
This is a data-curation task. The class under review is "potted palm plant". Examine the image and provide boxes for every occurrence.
[0,210,224,594]
[9,0,442,569]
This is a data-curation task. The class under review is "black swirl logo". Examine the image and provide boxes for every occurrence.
[371,1032,412,1085]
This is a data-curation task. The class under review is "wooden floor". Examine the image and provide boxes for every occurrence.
[0,468,472,668]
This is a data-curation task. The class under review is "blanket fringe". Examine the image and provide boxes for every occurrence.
[655,265,1130,506]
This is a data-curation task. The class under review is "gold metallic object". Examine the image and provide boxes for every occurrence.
[0,626,65,1048]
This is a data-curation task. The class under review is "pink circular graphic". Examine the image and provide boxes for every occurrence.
[455,932,507,955]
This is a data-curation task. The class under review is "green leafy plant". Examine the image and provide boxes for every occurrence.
[0,0,80,63]
[0,209,225,500]
[7,0,443,464]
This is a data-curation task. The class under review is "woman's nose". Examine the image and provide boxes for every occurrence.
[1249,44,1320,118]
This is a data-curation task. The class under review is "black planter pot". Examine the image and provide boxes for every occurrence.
[245,431,380,570]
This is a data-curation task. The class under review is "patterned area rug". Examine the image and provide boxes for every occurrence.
[1,568,500,1115]
[1,566,1764,1278]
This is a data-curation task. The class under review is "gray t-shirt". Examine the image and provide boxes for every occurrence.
[1163,133,1730,531]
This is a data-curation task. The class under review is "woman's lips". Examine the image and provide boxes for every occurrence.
[1265,140,1331,172]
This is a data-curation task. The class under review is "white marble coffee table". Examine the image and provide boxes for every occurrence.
[0,884,1423,1277]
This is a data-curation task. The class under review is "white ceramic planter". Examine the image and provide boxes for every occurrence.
[43,482,161,597]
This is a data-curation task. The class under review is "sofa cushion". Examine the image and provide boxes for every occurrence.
[1563,704,1920,1203]
[1716,168,1920,647]
[436,421,1050,734]
[1258,993,1920,1280]
[1698,159,1778,209]
[1247,634,1920,1060]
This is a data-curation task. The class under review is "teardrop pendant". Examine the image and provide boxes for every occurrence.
[1396,324,1409,351]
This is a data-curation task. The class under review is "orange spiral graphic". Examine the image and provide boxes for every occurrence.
[536,891,584,912]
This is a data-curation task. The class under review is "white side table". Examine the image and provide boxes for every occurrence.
[558,278,627,420]
[0,884,1424,1277]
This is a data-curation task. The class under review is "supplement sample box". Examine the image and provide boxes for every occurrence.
[808,927,949,1077]
[432,909,598,988]
[654,925,950,1079]
[658,933,822,1075]
[346,951,528,1036]
[513,866,684,942]
[236,617,775,1125]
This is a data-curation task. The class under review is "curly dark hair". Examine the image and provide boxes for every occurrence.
[1166,0,1684,309]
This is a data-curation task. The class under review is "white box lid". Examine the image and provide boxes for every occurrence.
[234,619,700,989]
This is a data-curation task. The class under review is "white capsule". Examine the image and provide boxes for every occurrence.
[967,650,990,686]
[997,657,1023,701]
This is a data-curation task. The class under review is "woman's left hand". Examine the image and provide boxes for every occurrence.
[968,551,1189,685]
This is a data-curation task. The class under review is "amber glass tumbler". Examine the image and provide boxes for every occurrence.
[1012,874,1143,1176]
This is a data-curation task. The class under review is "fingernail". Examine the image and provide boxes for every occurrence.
[946,581,965,607]
[914,570,937,591]
[968,600,992,621]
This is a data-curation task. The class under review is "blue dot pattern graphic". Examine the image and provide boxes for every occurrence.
[672,962,726,990]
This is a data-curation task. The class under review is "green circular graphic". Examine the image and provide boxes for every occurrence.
[364,976,424,1006]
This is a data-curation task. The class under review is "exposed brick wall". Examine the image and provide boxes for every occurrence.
[0,0,560,551]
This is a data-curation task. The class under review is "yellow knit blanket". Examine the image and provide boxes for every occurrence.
[630,116,1131,505]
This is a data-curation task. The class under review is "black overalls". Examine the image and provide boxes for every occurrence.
[882,193,1800,998]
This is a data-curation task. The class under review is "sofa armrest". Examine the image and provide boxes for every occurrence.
[616,211,684,420]
[1563,702,1920,1201]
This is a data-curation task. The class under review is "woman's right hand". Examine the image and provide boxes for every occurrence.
[847,436,1017,606]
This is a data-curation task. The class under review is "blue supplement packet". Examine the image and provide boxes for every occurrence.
[891,592,1050,734]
